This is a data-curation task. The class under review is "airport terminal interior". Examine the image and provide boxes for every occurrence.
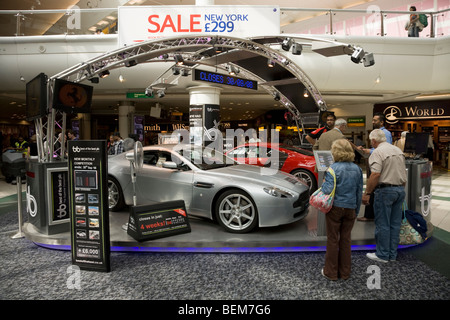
[0,0,449,304]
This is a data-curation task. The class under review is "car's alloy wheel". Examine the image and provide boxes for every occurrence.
[291,169,317,193]
[215,189,258,233]
[108,176,124,211]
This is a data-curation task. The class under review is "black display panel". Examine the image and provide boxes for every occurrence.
[404,132,429,155]
[26,73,48,121]
[52,79,93,114]
[193,69,258,90]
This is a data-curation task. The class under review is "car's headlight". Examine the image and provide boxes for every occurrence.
[263,187,294,198]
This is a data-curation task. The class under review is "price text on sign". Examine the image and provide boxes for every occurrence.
[118,6,280,46]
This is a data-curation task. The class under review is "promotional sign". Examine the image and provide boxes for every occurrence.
[127,200,191,242]
[68,140,110,272]
[193,69,258,91]
[118,5,280,46]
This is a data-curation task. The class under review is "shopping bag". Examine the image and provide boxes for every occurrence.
[399,202,426,245]
[309,167,336,213]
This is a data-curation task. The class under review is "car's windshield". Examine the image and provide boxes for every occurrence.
[176,145,237,170]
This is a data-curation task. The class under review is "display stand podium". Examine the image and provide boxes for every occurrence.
[313,151,335,236]
[26,160,70,235]
[405,158,433,237]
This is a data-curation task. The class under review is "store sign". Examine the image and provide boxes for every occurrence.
[68,140,110,272]
[118,5,280,46]
[127,200,191,242]
[193,69,258,90]
[374,100,450,124]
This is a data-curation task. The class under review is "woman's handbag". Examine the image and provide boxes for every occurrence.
[309,167,336,213]
[399,202,425,245]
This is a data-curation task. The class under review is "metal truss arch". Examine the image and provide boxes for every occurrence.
[50,34,331,115]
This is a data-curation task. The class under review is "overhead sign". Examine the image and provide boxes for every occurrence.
[193,69,258,90]
[126,92,153,99]
[347,117,365,127]
[118,5,280,46]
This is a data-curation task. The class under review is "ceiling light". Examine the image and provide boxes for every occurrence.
[303,88,309,98]
[274,92,280,101]
[145,88,153,97]
[157,89,165,98]
[363,52,375,67]
[125,59,137,67]
[292,43,302,55]
[281,38,292,51]
[174,54,184,66]
[181,69,190,77]
[172,66,180,75]
[99,70,110,78]
[228,65,239,76]
[89,77,99,83]
[351,47,365,64]
[267,59,275,68]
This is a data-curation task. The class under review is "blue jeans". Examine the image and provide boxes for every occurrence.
[373,186,405,261]
[408,25,419,37]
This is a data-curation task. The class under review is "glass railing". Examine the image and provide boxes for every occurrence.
[0,6,448,38]
[280,7,450,38]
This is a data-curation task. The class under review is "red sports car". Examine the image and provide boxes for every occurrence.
[226,142,318,193]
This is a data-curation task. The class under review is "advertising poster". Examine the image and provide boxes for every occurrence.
[68,140,110,272]
[203,104,221,145]
[189,105,203,146]
[118,5,280,46]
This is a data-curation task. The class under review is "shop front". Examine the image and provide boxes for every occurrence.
[374,99,450,168]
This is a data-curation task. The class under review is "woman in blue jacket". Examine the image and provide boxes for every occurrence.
[321,139,363,281]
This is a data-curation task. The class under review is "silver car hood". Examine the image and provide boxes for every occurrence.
[204,164,307,191]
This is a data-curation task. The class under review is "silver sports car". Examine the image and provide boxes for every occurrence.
[108,144,310,233]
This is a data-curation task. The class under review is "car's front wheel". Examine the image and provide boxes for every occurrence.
[215,189,258,233]
[108,176,125,211]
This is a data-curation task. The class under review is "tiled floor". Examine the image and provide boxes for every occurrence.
[0,164,449,232]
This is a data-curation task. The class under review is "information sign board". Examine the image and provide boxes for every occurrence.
[127,200,191,242]
[68,140,110,272]
[313,150,334,172]
[193,69,258,91]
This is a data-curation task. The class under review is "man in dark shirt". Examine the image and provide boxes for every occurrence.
[306,114,336,146]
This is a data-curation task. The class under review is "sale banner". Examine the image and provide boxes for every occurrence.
[118,5,280,47]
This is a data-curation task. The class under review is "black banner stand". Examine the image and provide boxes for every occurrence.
[68,140,110,272]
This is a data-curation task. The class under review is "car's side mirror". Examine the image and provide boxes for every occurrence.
[162,161,178,169]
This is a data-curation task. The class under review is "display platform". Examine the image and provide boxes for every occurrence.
[23,207,381,252]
